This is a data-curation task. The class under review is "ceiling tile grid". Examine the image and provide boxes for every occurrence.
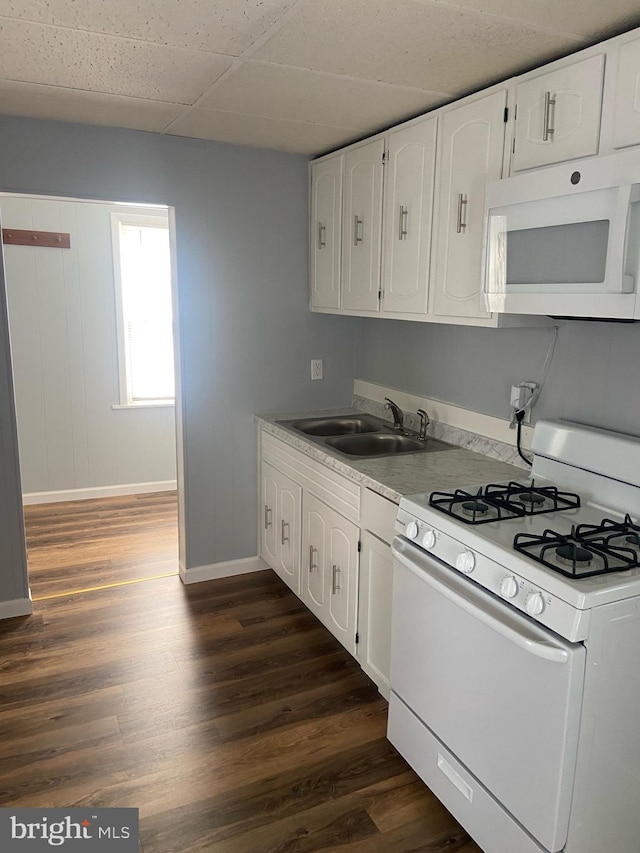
[0,0,638,155]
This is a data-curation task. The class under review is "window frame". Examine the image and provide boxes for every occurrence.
[110,210,175,408]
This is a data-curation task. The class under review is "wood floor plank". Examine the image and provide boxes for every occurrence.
[1,493,483,852]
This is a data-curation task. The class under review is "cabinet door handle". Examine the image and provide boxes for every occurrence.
[317,222,326,249]
[281,519,289,545]
[332,564,341,595]
[309,545,317,572]
[456,193,468,233]
[264,506,272,529]
[398,205,408,240]
[543,91,556,142]
[353,215,364,246]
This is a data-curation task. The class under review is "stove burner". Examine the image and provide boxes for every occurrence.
[461,500,489,517]
[556,543,593,568]
[519,491,546,506]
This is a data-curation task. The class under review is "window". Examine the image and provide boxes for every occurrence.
[111,211,175,406]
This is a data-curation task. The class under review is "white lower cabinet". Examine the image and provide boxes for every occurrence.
[259,430,397,691]
[356,488,398,699]
[358,531,393,699]
[301,492,360,655]
[260,460,302,595]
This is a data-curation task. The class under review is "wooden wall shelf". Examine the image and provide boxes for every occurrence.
[2,228,71,248]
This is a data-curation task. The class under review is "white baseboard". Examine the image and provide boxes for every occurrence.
[0,596,33,620]
[22,480,177,506]
[179,556,269,585]
[354,379,533,448]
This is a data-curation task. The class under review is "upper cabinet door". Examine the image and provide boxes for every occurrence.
[341,139,384,313]
[431,90,507,320]
[381,117,437,315]
[310,154,343,310]
[611,37,640,150]
[512,54,604,172]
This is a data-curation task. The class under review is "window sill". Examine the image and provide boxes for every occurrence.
[112,402,175,410]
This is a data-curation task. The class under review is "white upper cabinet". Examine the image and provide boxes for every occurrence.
[431,91,507,320]
[512,54,605,172]
[310,154,342,310]
[381,117,437,315]
[341,139,384,313]
[609,36,640,150]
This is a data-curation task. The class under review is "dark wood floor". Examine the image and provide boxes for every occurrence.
[3,495,483,852]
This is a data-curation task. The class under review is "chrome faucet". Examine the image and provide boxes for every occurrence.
[384,397,404,431]
[417,408,430,441]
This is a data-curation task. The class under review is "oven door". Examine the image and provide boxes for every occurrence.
[390,537,586,852]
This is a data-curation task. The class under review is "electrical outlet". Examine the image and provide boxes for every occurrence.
[509,381,538,425]
[311,359,323,381]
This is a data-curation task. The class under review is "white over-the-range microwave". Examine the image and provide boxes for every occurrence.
[482,148,640,320]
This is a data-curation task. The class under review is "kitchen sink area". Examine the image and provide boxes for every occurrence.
[277,413,455,459]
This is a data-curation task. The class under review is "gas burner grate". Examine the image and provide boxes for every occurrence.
[514,522,640,579]
[429,480,581,526]
[429,487,524,525]
[485,480,581,515]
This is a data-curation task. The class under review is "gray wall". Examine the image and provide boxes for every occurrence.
[0,243,29,604]
[0,115,360,586]
[2,196,176,495]
[359,318,640,436]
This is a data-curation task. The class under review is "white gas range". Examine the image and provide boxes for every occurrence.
[387,419,640,853]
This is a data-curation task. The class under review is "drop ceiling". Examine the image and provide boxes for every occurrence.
[0,0,638,156]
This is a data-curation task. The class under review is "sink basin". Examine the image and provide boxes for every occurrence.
[325,433,447,457]
[284,415,384,436]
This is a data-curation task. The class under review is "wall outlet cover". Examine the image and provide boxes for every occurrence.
[311,359,323,380]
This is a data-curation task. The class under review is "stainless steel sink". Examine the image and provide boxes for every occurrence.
[285,414,383,436]
[325,433,424,456]
[277,414,455,458]
[325,432,454,457]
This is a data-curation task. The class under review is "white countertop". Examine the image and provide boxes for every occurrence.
[256,408,524,503]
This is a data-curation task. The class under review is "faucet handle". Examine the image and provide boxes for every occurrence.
[417,409,430,441]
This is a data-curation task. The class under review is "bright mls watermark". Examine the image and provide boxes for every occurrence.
[0,809,138,850]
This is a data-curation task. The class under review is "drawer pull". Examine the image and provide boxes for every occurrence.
[309,545,317,572]
[437,754,473,802]
[264,506,272,530]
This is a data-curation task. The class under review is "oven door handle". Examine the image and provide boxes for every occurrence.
[392,537,570,664]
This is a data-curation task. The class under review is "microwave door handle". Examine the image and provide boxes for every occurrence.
[608,183,635,293]
[392,537,570,664]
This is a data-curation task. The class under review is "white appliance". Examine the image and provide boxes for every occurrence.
[483,148,640,320]
[388,419,640,853]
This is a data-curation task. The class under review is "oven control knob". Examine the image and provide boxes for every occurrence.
[456,550,475,574]
[406,520,419,540]
[422,529,436,549]
[526,592,545,616]
[500,576,519,600]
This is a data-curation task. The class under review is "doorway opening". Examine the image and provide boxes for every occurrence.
[0,193,184,601]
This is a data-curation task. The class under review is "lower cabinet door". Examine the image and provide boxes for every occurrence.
[302,492,359,655]
[260,461,302,595]
[358,531,393,698]
[260,462,280,569]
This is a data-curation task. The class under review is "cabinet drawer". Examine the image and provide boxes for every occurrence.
[361,487,398,544]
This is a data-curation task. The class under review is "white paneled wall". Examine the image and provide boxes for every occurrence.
[1,195,176,500]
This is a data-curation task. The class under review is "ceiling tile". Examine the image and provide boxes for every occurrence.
[0,18,231,102]
[252,0,585,93]
[168,107,362,154]
[426,0,640,40]
[0,80,184,131]
[0,0,297,55]
[198,61,451,130]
